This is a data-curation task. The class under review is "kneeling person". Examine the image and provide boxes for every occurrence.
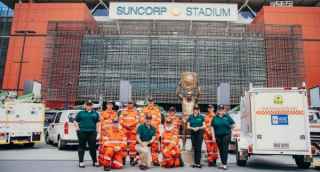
[136,115,156,170]
[161,119,183,168]
[99,119,127,171]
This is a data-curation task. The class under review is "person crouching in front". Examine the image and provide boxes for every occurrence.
[99,119,127,171]
[161,118,184,168]
[136,114,156,170]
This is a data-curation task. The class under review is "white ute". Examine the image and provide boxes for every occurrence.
[45,110,100,150]
[236,87,312,169]
[0,102,45,147]
[45,110,80,149]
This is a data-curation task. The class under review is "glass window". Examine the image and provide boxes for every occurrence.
[54,112,62,123]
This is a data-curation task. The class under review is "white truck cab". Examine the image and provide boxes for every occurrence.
[236,87,312,169]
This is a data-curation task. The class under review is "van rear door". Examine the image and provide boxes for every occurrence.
[251,90,309,152]
[6,103,44,137]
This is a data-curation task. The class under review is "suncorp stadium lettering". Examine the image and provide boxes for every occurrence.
[117,6,167,16]
[116,6,231,17]
[110,2,238,21]
[186,7,231,17]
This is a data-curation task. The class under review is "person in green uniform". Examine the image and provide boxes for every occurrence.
[75,100,100,168]
[211,105,235,170]
[187,106,205,168]
[136,114,156,170]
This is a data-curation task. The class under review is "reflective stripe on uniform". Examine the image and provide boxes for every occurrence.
[105,141,126,144]
[121,116,137,120]
[112,160,123,167]
[162,140,177,144]
[104,156,111,160]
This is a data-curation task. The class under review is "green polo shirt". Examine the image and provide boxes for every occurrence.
[137,124,156,142]
[211,113,235,136]
[75,110,99,132]
[187,114,204,128]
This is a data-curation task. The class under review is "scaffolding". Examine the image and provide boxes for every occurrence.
[43,20,303,105]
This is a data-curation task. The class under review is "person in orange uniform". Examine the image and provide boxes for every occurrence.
[99,119,127,171]
[140,97,161,166]
[204,105,219,166]
[100,101,117,137]
[166,107,181,135]
[119,101,139,166]
[99,101,118,166]
[161,118,183,168]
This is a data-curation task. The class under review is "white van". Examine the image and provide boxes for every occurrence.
[0,102,45,147]
[236,87,312,169]
[45,110,99,150]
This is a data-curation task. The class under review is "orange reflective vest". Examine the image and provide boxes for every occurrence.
[204,112,215,135]
[166,114,181,135]
[100,109,117,131]
[102,127,127,149]
[141,105,161,129]
[161,129,180,155]
[119,108,139,130]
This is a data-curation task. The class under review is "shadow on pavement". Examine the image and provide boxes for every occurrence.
[243,158,304,171]
[0,144,40,150]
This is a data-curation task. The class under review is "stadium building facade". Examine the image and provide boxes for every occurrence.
[0,1,319,108]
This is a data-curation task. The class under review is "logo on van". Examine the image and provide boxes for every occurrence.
[273,95,284,105]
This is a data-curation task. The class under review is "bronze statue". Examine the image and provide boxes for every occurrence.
[176,72,201,150]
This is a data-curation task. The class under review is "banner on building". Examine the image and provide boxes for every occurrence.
[109,2,238,21]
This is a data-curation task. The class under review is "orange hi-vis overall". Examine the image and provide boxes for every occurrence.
[119,108,139,158]
[161,128,181,168]
[141,105,161,164]
[99,127,127,169]
[204,112,219,164]
[166,114,181,135]
[100,109,117,134]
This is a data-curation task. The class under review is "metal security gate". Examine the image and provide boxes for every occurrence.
[43,21,303,105]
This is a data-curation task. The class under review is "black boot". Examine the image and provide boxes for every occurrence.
[123,157,126,166]
[153,161,160,166]
[130,157,137,166]
[104,166,110,171]
[208,160,217,167]
[179,156,185,167]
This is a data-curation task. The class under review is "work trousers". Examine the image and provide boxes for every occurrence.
[136,144,152,167]
[215,134,231,165]
[77,131,97,163]
[190,129,204,165]
[99,146,125,169]
[204,132,219,164]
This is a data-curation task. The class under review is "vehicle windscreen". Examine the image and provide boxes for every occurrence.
[44,112,57,127]
[68,112,78,123]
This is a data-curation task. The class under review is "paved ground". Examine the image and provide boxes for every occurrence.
[0,143,319,172]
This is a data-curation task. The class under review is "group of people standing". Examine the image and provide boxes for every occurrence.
[75,98,235,171]
[188,104,235,170]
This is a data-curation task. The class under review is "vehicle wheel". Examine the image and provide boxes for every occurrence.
[57,136,65,150]
[236,141,247,166]
[294,155,311,169]
[45,133,52,144]
[24,143,35,148]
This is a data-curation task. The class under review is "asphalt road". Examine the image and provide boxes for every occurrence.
[0,143,319,172]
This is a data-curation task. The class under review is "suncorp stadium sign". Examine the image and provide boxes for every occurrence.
[109,2,238,21]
